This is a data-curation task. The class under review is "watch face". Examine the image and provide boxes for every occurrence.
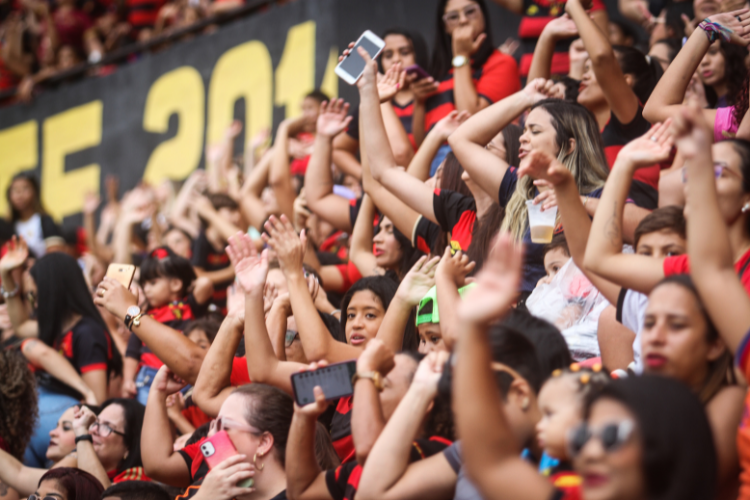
[126,306,141,316]
[453,55,467,67]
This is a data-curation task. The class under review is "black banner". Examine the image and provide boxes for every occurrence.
[0,0,519,227]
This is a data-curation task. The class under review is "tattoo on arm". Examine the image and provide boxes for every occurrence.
[604,201,622,246]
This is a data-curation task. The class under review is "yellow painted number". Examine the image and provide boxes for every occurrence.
[275,21,316,119]
[0,120,37,218]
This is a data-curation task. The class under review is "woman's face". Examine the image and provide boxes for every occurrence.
[648,43,672,71]
[634,230,685,259]
[215,394,265,464]
[537,376,582,461]
[9,178,35,212]
[345,290,386,346]
[519,107,562,169]
[91,404,129,472]
[443,0,485,39]
[381,34,416,73]
[574,398,644,500]
[694,0,720,23]
[577,59,607,111]
[417,322,445,354]
[187,328,211,350]
[372,216,404,269]
[163,229,192,259]
[34,479,68,500]
[569,39,588,79]
[47,406,77,462]
[699,41,726,88]
[641,284,724,390]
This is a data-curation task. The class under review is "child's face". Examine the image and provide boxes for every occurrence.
[187,329,210,350]
[539,247,570,285]
[417,323,445,354]
[143,276,182,308]
[536,375,582,461]
[635,230,686,259]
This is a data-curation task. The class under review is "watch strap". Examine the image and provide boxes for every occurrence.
[75,434,93,444]
[351,371,384,392]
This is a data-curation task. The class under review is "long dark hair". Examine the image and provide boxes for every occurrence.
[430,0,494,78]
[584,376,717,500]
[0,350,37,459]
[99,398,145,472]
[707,41,748,110]
[613,45,664,103]
[379,28,430,73]
[39,467,104,500]
[6,172,45,223]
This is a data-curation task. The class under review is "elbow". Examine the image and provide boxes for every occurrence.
[642,101,659,124]
[582,250,600,275]
[589,50,616,69]
[392,146,414,169]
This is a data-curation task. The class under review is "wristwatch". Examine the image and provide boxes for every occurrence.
[452,55,468,68]
[351,371,385,392]
[124,305,141,329]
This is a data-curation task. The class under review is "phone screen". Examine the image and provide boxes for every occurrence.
[338,36,382,80]
[291,361,357,406]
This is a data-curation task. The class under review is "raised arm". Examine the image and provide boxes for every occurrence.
[239,148,273,232]
[72,406,112,488]
[225,232,305,396]
[518,151,622,304]
[348,195,381,278]
[643,11,750,124]
[677,104,750,353]
[0,447,47,497]
[454,234,553,500]
[305,99,355,233]
[192,314,245,417]
[527,15,579,82]
[584,124,674,294]
[142,366,192,487]
[435,248,476,351]
[194,196,243,242]
[169,170,206,239]
[0,237,34,336]
[270,117,304,221]
[406,111,470,181]
[94,278,206,384]
[357,50,437,223]
[21,339,98,405]
[355,352,456,500]
[566,0,638,124]
[263,216,361,363]
[449,80,549,204]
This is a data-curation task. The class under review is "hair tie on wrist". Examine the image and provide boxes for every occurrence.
[698,19,733,43]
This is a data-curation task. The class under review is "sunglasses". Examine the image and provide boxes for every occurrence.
[285,329,300,347]
[567,420,635,457]
[443,4,481,25]
[681,162,742,183]
[28,495,61,500]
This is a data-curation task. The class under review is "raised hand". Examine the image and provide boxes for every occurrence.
[541,14,578,40]
[452,24,487,57]
[72,405,97,435]
[94,277,139,319]
[408,73,440,102]
[356,338,396,375]
[518,150,573,186]
[0,236,29,274]
[396,255,441,306]
[436,247,476,287]
[615,119,674,169]
[153,365,187,395]
[670,101,712,160]
[522,78,556,105]
[377,62,407,103]
[354,46,379,89]
[226,232,268,295]
[433,110,471,142]
[708,8,750,45]
[410,351,450,397]
[262,215,306,277]
[83,192,101,215]
[457,233,523,326]
[196,454,255,500]
[316,98,352,138]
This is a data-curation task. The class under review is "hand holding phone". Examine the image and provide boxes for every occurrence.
[405,64,431,81]
[291,360,357,406]
[105,264,135,289]
[335,30,385,85]
[200,431,255,488]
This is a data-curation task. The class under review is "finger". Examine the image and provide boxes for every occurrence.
[300,229,308,250]
[465,261,477,274]
[217,454,249,470]
[423,256,442,273]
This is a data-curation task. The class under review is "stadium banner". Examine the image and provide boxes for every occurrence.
[0,0,519,225]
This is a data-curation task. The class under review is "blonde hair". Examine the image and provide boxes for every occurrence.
[501,100,609,241]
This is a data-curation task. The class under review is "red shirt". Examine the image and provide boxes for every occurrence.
[663,247,750,295]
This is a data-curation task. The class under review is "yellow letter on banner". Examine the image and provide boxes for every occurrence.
[320,46,339,101]
[142,66,205,185]
[275,21,316,120]
[207,40,273,154]
[42,101,101,221]
[0,120,37,218]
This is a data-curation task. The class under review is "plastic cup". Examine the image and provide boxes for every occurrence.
[526,200,557,244]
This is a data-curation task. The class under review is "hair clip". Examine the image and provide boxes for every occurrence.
[151,248,169,259]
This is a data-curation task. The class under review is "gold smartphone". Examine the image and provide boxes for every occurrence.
[105,264,136,289]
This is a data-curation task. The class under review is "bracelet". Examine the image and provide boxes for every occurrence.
[128,312,145,331]
[698,19,733,43]
[1,284,19,299]
[331,309,341,316]
[75,434,93,444]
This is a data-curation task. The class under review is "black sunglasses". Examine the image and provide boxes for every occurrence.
[567,420,635,457]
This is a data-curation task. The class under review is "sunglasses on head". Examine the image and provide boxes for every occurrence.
[567,420,635,457]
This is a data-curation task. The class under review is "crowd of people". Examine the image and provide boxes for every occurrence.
[3,0,750,498]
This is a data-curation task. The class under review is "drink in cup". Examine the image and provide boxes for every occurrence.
[526,200,557,244]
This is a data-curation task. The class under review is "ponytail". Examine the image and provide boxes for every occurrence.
[613,45,664,103]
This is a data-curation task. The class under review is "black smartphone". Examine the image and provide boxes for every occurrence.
[291,360,357,406]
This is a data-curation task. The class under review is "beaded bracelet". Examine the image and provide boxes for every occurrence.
[698,18,733,43]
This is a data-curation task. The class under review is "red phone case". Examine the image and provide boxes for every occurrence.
[200,431,238,469]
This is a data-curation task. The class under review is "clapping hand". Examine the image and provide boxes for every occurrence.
[615,120,674,170]
[396,255,441,306]
[262,215,306,277]
[436,247,476,288]
[226,232,268,296]
[316,99,352,138]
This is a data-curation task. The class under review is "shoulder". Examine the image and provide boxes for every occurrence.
[483,50,518,70]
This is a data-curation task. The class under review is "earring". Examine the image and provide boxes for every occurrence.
[743,203,750,213]
[253,452,265,471]
[522,397,529,410]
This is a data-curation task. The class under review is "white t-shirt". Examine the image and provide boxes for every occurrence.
[616,288,648,374]
[15,213,46,258]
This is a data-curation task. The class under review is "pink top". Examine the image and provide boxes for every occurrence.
[715,106,738,142]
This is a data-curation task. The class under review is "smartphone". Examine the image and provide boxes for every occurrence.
[291,360,357,406]
[200,431,254,488]
[335,30,385,85]
[105,264,136,289]
[404,64,431,81]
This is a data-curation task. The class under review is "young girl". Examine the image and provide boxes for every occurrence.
[124,246,212,405]
[6,173,62,258]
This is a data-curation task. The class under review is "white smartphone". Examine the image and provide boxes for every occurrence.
[334,30,386,85]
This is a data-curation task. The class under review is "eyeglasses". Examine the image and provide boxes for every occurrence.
[89,421,126,438]
[285,329,300,347]
[681,162,742,183]
[567,420,635,457]
[215,416,262,435]
[443,4,482,26]
[28,495,60,500]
